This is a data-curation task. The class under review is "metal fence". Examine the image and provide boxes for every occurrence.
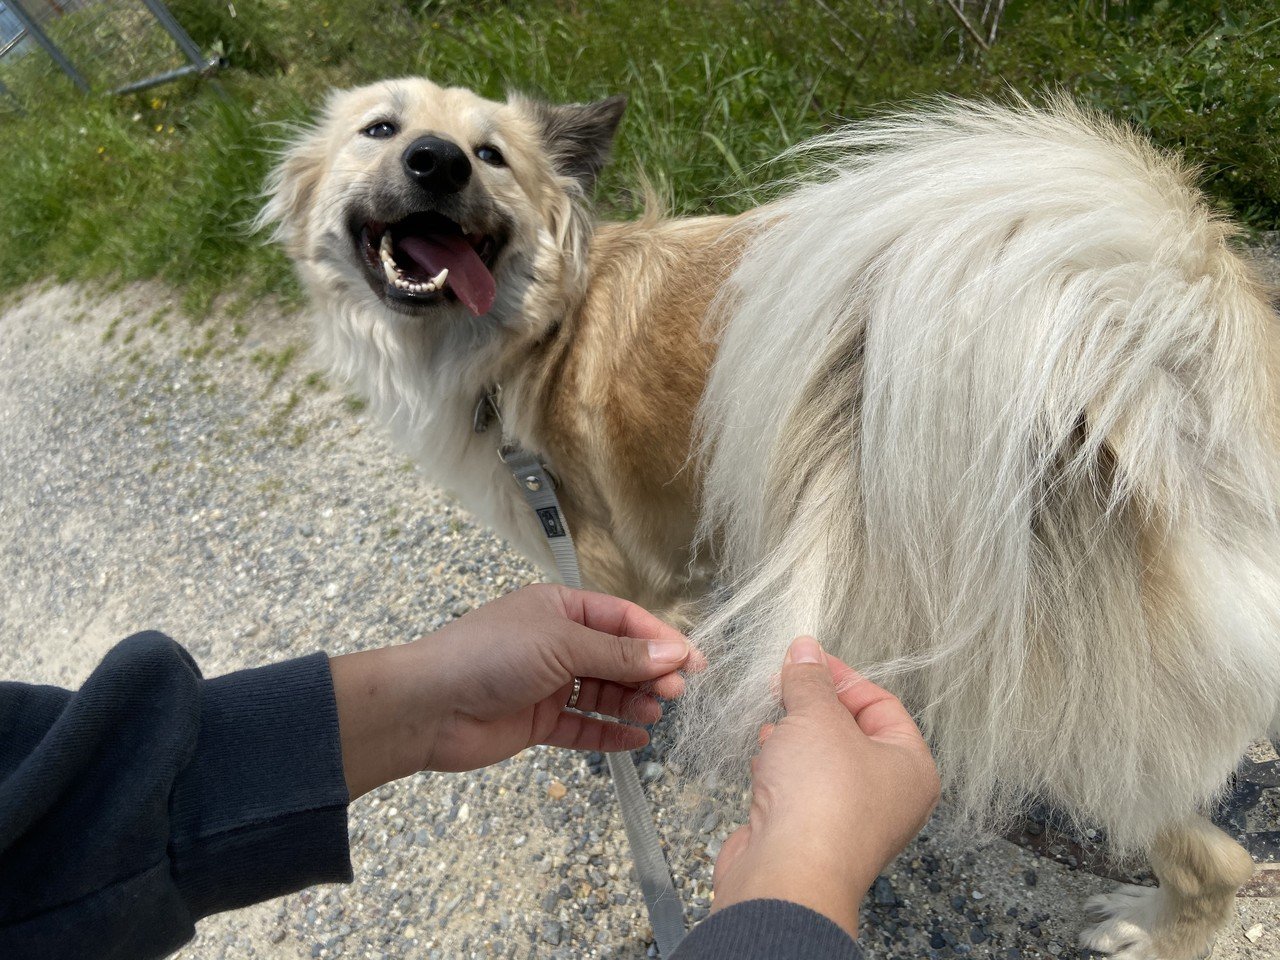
[0,0,220,111]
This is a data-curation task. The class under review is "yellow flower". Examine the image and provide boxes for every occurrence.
[155,124,163,132]
[96,146,105,154]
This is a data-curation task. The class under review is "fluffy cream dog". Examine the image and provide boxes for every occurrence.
[261,77,1280,959]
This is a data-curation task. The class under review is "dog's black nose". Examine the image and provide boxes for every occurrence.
[402,135,472,193]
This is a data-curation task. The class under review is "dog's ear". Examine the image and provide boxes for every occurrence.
[255,123,331,255]
[519,94,627,191]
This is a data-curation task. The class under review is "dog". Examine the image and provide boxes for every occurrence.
[260,77,1280,959]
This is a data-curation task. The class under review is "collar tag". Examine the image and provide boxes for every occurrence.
[473,386,501,434]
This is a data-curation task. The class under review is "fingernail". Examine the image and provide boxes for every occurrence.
[790,635,823,664]
[649,639,689,664]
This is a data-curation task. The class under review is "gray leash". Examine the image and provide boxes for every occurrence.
[480,392,686,957]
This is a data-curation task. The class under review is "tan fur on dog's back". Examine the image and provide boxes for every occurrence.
[520,215,743,613]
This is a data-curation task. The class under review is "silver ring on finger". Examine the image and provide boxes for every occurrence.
[566,676,583,711]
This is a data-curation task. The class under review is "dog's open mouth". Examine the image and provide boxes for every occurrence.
[357,212,503,317]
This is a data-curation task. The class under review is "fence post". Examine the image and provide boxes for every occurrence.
[135,0,204,68]
[4,0,89,92]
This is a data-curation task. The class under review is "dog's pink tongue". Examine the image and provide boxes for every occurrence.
[398,235,496,316]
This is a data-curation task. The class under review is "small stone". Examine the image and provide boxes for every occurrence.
[540,921,563,946]
[930,933,946,949]
[1244,924,1264,943]
[547,780,568,800]
[1023,869,1037,887]
[270,929,286,944]
[872,877,898,906]
[951,895,966,912]
[971,889,985,900]
[637,761,663,783]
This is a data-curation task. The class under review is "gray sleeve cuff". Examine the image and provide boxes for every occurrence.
[169,652,353,918]
[671,899,863,960]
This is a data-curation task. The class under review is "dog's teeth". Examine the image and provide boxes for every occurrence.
[382,258,398,285]
[430,268,448,288]
[379,232,393,259]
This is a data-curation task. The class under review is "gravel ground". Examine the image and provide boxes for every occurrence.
[0,279,1275,960]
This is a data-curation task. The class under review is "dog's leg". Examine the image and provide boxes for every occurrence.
[1079,816,1253,960]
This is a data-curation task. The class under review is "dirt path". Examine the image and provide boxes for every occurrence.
[0,281,1273,959]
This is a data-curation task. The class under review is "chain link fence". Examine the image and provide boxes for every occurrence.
[0,0,220,112]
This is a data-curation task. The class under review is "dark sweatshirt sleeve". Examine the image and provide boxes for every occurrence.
[670,899,864,960]
[0,632,352,960]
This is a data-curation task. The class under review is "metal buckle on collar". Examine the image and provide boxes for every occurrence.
[499,441,560,492]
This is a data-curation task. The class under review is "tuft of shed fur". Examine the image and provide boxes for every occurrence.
[676,99,1280,856]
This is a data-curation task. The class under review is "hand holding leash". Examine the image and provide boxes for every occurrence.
[329,583,701,798]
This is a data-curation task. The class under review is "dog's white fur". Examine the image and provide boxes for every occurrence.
[264,82,1280,960]
[686,101,1280,854]
[680,103,1277,957]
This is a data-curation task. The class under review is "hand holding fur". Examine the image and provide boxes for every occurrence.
[712,637,939,938]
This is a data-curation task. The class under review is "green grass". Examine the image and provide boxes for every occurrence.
[0,0,1277,315]
[250,343,300,391]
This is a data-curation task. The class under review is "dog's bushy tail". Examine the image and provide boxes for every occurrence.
[676,99,1280,855]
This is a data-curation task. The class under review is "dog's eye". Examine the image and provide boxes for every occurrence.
[475,144,506,167]
[362,121,398,139]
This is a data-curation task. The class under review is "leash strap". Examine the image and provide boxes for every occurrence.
[499,442,688,957]
[500,447,584,592]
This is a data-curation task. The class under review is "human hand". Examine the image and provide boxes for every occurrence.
[710,636,939,937]
[329,584,701,798]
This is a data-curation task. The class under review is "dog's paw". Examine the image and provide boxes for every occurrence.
[1079,884,1217,960]
[1079,885,1162,960]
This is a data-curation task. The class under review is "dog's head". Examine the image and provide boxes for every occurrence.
[260,77,625,331]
